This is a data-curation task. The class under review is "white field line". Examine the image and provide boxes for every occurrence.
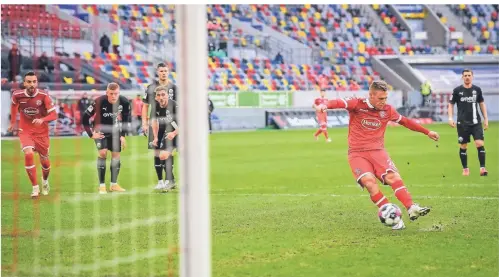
[52,214,175,239]
[27,248,171,276]
[209,193,499,200]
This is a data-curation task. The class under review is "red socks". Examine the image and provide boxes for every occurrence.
[323,130,329,139]
[24,152,38,186]
[391,180,413,209]
[370,192,389,208]
[41,158,51,181]
[314,129,322,137]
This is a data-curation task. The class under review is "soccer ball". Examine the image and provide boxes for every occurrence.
[378,203,402,226]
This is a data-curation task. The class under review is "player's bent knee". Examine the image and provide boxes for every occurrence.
[159,151,171,160]
[23,147,34,155]
[383,171,401,185]
[475,140,484,147]
[359,174,378,194]
[111,152,121,159]
[459,143,467,149]
[98,150,107,158]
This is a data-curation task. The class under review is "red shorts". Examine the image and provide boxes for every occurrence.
[317,115,327,129]
[19,130,50,157]
[348,149,398,186]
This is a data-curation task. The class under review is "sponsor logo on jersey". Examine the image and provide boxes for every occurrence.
[460,96,476,103]
[361,118,382,130]
[103,112,119,118]
[23,107,39,116]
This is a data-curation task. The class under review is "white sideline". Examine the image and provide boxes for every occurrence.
[52,214,175,239]
[28,248,171,276]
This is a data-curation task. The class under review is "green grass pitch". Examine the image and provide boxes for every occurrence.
[1,123,498,277]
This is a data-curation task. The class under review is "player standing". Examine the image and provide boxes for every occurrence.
[448,69,488,176]
[312,88,331,142]
[8,72,58,198]
[318,80,439,230]
[82,83,131,194]
[142,63,178,190]
[150,86,179,191]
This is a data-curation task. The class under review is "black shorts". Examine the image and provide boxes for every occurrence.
[457,123,484,144]
[147,127,177,152]
[95,135,121,152]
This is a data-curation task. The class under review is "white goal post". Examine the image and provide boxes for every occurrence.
[176,5,211,277]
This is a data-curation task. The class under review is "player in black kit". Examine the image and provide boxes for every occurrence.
[150,86,178,191]
[83,83,131,193]
[448,69,489,176]
[142,62,178,190]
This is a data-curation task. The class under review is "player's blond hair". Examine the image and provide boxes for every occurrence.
[369,80,388,93]
[154,86,168,95]
[107,82,120,91]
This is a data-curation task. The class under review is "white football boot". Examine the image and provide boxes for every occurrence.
[31,185,40,199]
[392,220,406,230]
[408,204,431,221]
[154,180,164,190]
[41,178,50,196]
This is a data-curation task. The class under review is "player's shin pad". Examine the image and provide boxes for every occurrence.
[97,157,106,184]
[110,158,121,183]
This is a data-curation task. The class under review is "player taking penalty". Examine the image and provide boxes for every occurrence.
[316,80,439,230]
[83,83,131,194]
[8,72,58,198]
[312,88,331,142]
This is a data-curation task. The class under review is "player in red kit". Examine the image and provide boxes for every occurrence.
[8,72,58,199]
[316,81,440,230]
[312,89,331,142]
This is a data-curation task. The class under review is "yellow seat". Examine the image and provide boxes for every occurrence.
[291,16,298,23]
[83,52,92,60]
[111,71,119,78]
[408,50,414,56]
[399,46,407,54]
[359,56,366,64]
[459,4,466,9]
[86,76,95,84]
[299,21,305,29]
[271,16,277,24]
[458,38,464,44]
[474,45,481,52]
[488,21,494,29]
[327,41,334,50]
[320,26,326,33]
[483,31,490,39]
[372,4,380,10]
[314,12,321,20]
[471,16,477,24]
[342,4,348,10]
[365,31,372,39]
[465,50,472,55]
[135,54,141,61]
[384,17,390,25]
[440,17,447,24]
[346,22,352,29]
[353,17,360,25]
[304,4,311,9]
[63,76,73,84]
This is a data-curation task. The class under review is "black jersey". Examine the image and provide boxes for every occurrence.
[449,84,484,125]
[83,95,131,137]
[150,99,178,133]
[143,81,177,105]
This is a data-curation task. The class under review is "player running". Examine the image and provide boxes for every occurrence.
[150,86,179,191]
[82,83,131,194]
[448,69,488,176]
[317,80,439,230]
[8,71,57,198]
[142,62,178,190]
[312,88,331,142]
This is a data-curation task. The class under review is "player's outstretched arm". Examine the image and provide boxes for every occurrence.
[398,116,439,141]
[447,103,455,128]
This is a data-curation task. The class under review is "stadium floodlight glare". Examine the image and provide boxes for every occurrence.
[176,5,211,277]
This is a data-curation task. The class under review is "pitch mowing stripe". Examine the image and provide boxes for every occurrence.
[208,193,499,200]
[52,215,175,239]
[29,248,171,276]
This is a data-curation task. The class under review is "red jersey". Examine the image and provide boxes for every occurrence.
[314,97,328,121]
[11,89,56,135]
[334,97,402,152]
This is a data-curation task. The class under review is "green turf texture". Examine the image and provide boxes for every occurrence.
[2,123,498,277]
